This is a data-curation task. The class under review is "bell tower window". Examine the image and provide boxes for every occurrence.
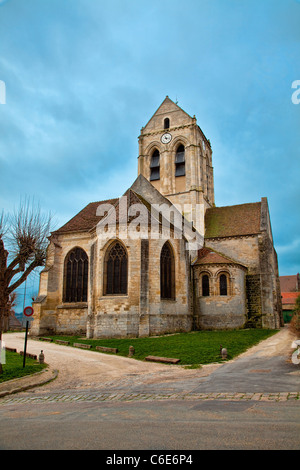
[164,117,170,129]
[150,149,160,181]
[175,144,185,177]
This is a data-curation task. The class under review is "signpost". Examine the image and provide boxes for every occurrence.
[23,306,34,368]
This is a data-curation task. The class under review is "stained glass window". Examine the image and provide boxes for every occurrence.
[64,247,88,302]
[105,242,128,295]
[160,242,175,300]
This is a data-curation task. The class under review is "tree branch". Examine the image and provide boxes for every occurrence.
[7,260,40,295]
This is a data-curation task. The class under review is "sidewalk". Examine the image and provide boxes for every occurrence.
[0,367,58,398]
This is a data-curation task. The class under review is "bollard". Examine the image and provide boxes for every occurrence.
[128,346,135,357]
[39,350,45,364]
[221,347,227,359]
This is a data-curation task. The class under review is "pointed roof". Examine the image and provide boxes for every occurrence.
[52,174,198,241]
[142,96,194,132]
[53,198,118,234]
[194,246,247,268]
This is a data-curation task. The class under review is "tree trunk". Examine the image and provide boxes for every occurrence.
[0,293,9,375]
[0,330,2,375]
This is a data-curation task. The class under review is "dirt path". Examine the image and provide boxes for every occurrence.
[2,327,296,393]
[2,332,220,392]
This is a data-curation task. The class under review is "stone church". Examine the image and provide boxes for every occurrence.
[31,97,283,338]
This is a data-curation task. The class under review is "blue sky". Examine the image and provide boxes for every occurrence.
[0,0,299,309]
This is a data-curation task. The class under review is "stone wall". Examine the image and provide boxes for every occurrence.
[193,263,247,330]
[245,274,262,328]
[32,224,192,338]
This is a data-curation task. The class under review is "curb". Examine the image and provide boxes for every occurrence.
[0,367,58,398]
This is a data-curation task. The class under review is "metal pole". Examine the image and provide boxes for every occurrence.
[23,320,29,368]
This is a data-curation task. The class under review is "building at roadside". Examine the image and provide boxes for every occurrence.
[31,97,283,338]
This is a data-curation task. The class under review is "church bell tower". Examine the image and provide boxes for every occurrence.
[137,97,214,224]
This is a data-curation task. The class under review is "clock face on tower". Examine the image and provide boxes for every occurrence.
[161,133,172,144]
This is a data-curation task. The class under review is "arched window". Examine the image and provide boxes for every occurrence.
[164,117,170,129]
[160,242,175,300]
[64,247,88,302]
[219,274,228,296]
[175,144,185,177]
[105,242,128,295]
[150,149,160,181]
[202,274,210,297]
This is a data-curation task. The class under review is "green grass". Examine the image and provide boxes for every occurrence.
[0,350,47,383]
[46,329,278,366]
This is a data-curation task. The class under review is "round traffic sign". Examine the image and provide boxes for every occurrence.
[24,306,34,317]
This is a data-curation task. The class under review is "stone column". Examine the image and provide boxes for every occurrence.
[139,239,150,337]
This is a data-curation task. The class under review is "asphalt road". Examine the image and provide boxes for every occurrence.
[0,327,299,450]
[0,398,299,450]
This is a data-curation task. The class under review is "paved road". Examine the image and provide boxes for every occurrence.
[0,397,299,450]
[0,327,299,450]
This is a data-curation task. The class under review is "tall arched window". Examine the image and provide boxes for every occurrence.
[164,117,170,129]
[150,149,160,181]
[160,242,175,300]
[175,144,185,177]
[64,247,88,302]
[105,242,128,295]
[202,274,210,297]
[219,274,228,296]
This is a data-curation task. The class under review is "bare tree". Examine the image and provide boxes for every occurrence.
[0,199,52,373]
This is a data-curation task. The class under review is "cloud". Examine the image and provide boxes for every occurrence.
[0,0,299,310]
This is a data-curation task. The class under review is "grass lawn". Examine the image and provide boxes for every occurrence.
[0,350,47,383]
[45,329,278,367]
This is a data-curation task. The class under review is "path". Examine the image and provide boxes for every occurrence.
[1,326,299,403]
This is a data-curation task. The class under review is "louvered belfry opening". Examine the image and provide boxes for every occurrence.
[105,242,128,295]
[160,242,175,300]
[150,149,160,181]
[64,247,88,302]
[175,144,185,177]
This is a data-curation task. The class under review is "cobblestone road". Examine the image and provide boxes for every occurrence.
[1,390,299,405]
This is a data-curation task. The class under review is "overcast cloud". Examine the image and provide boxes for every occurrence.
[0,0,299,309]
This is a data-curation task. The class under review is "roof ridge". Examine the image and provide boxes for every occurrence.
[207,201,261,211]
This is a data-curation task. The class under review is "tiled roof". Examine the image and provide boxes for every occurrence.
[281,292,299,305]
[205,202,261,238]
[194,247,246,267]
[54,198,118,233]
[53,189,154,234]
[280,274,300,293]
